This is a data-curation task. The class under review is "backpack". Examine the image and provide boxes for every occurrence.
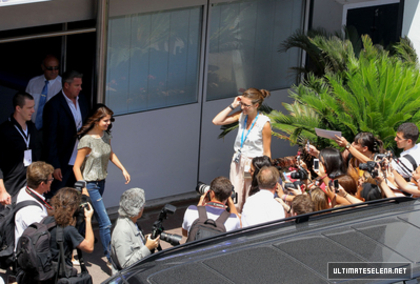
[0,200,41,269]
[16,217,57,281]
[186,206,230,243]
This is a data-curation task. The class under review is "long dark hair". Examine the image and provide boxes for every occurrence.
[319,148,347,179]
[77,104,114,138]
[249,156,272,196]
[354,132,384,153]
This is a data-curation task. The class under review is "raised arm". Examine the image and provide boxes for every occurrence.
[335,135,373,163]
[212,96,242,125]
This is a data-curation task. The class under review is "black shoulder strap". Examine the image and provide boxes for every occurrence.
[14,200,42,213]
[402,154,418,171]
[55,226,89,282]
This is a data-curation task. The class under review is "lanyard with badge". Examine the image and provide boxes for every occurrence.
[12,120,32,167]
[233,112,259,164]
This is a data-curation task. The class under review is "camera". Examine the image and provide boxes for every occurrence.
[290,168,308,180]
[359,161,379,178]
[284,181,303,193]
[151,204,182,251]
[73,181,92,231]
[196,182,238,204]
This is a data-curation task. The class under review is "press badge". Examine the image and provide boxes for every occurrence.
[24,149,32,167]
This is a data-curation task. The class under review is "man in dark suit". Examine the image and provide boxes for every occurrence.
[43,70,89,198]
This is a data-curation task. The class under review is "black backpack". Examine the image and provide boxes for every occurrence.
[16,217,57,281]
[0,200,41,269]
[186,206,230,243]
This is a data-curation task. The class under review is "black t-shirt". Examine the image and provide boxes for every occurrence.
[44,216,85,266]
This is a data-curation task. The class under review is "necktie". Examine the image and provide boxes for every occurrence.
[35,80,49,129]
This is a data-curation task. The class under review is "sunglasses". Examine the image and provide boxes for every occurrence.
[45,66,59,71]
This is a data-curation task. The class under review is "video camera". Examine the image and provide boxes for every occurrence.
[151,204,182,251]
[196,182,238,204]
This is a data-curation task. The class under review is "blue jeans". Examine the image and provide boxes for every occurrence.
[87,180,111,261]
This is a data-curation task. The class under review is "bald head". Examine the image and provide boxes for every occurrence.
[42,55,59,80]
[257,166,279,190]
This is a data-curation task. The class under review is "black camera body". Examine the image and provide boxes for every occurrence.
[196,182,238,204]
[290,168,308,181]
[74,181,92,231]
[284,181,303,192]
[151,204,182,250]
[359,161,379,178]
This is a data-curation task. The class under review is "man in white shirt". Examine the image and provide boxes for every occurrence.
[15,161,54,248]
[25,55,62,130]
[242,166,285,227]
[391,123,420,179]
[182,177,241,239]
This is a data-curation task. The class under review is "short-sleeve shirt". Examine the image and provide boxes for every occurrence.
[182,205,241,233]
[78,132,112,181]
[241,190,285,227]
[14,186,48,249]
[233,113,270,158]
[44,216,85,267]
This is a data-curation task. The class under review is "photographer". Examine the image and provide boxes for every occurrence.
[110,188,159,272]
[41,188,94,278]
[182,177,241,238]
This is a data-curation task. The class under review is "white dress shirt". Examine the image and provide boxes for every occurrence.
[25,75,62,123]
[62,91,82,165]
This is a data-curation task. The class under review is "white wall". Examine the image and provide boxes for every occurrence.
[103,103,202,208]
[402,0,420,57]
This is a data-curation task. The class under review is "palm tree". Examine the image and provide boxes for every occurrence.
[270,35,420,150]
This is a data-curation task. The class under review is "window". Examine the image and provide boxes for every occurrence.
[105,0,306,114]
[106,7,202,115]
[207,0,304,100]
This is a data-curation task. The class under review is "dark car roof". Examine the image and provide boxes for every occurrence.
[103,197,420,284]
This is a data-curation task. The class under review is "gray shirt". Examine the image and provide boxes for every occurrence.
[78,131,112,181]
[111,217,151,270]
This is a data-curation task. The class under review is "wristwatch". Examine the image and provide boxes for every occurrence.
[345,143,351,149]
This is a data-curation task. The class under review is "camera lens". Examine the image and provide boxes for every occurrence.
[160,232,182,246]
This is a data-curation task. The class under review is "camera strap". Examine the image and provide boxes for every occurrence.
[395,158,413,177]
[25,186,53,210]
[206,202,226,209]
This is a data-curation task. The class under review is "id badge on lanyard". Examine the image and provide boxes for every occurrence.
[234,113,259,164]
[14,124,32,167]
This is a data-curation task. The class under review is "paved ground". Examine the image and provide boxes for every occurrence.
[0,197,198,284]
